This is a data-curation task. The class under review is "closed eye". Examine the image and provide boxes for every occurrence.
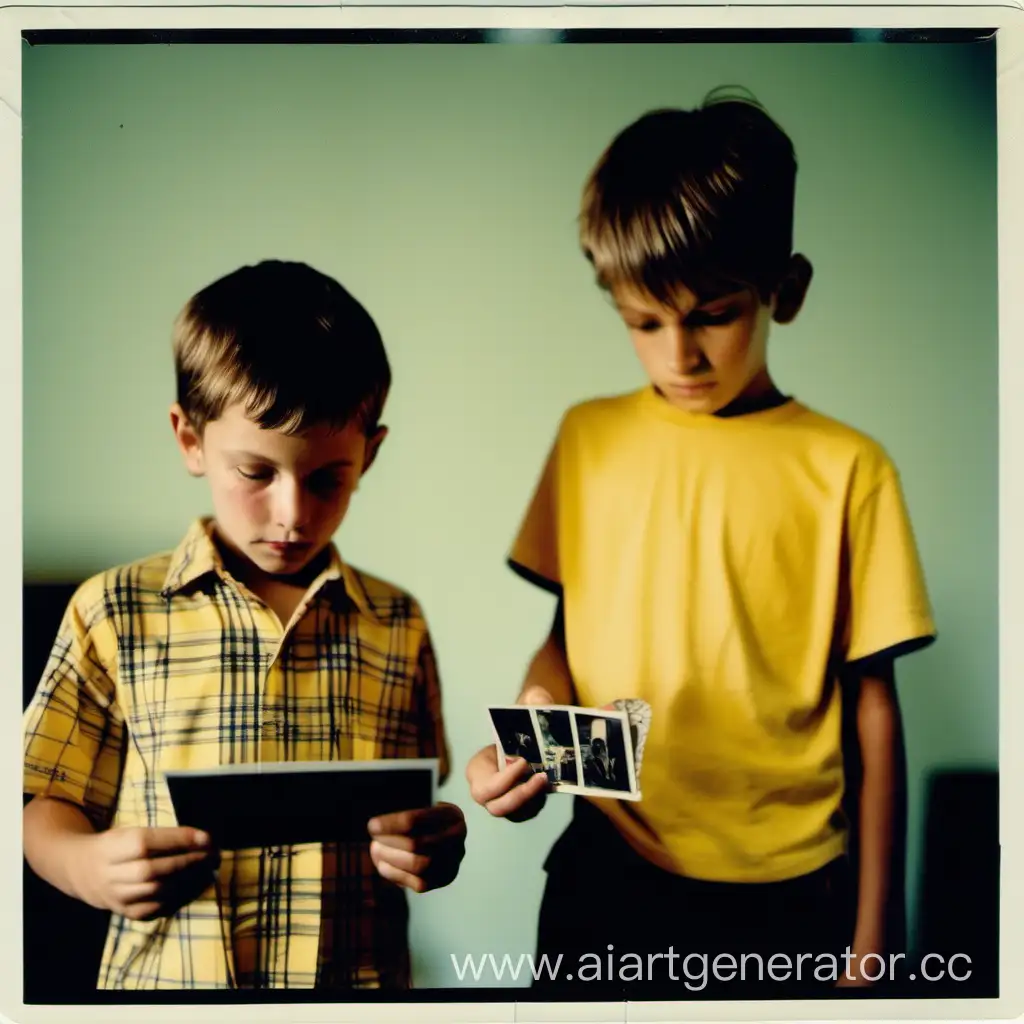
[237,466,273,482]
[308,470,345,495]
[627,319,663,333]
[687,305,741,327]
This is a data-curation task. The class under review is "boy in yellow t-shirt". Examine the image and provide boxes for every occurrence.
[467,89,936,998]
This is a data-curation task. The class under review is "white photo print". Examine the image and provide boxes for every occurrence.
[487,702,649,802]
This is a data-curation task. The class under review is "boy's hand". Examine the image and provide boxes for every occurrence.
[466,747,549,821]
[466,683,554,822]
[367,803,466,894]
[70,826,219,921]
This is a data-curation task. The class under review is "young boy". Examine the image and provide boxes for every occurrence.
[23,260,466,990]
[467,90,936,999]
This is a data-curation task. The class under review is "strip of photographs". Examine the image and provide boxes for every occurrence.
[487,704,641,801]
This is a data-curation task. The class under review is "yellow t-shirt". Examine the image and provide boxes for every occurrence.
[510,386,936,883]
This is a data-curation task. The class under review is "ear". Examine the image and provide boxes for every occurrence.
[360,425,389,477]
[772,254,813,325]
[169,403,206,477]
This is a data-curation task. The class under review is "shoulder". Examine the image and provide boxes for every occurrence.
[787,403,901,489]
[553,389,649,453]
[67,548,176,632]
[560,389,645,431]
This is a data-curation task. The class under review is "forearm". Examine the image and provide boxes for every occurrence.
[517,599,575,705]
[853,673,899,953]
[519,636,575,704]
[23,794,97,901]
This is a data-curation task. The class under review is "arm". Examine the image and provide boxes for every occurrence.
[841,658,901,984]
[23,588,216,920]
[466,598,573,818]
[24,793,216,919]
[24,794,99,903]
[517,597,575,706]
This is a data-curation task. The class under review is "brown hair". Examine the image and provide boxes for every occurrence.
[579,87,798,304]
[173,260,390,436]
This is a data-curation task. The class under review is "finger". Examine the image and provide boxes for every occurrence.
[114,879,162,905]
[368,803,457,838]
[110,826,211,863]
[370,840,431,878]
[119,900,164,922]
[373,854,427,894]
[117,848,217,885]
[484,773,549,820]
[487,762,548,802]
[371,819,466,854]
[520,686,554,707]
[116,855,217,903]
[469,757,540,806]
[161,860,219,908]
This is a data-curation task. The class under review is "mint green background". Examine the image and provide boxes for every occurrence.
[23,41,996,987]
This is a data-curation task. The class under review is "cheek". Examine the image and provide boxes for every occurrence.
[630,333,660,368]
[712,321,763,371]
[213,478,268,520]
[322,489,355,527]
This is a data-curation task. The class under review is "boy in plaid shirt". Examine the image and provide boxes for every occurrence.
[23,260,466,989]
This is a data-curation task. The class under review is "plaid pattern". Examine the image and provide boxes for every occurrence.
[23,518,449,990]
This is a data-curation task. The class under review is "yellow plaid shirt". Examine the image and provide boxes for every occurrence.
[23,518,449,990]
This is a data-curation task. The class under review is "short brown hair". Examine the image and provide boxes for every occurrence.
[580,88,798,304]
[173,260,390,436]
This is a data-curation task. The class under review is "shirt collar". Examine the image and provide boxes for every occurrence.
[159,518,379,623]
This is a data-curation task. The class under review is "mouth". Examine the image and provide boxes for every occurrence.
[666,380,716,397]
[262,541,312,557]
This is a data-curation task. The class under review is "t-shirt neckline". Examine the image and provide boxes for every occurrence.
[637,384,805,428]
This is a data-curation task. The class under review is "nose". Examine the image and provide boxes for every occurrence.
[272,477,309,537]
[666,325,705,375]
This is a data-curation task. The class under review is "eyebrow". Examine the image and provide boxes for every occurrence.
[616,290,746,317]
[226,450,355,469]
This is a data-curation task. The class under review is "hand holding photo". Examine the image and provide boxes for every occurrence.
[487,701,650,801]
[165,759,439,850]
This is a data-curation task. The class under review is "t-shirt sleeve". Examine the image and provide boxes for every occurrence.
[843,460,937,664]
[508,423,564,593]
[22,587,125,828]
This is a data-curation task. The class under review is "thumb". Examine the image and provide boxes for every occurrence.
[520,685,554,707]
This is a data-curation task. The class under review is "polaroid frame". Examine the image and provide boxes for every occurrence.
[488,704,642,801]
[3,6,1019,1023]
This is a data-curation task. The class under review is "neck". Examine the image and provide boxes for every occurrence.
[715,370,787,419]
[212,527,331,593]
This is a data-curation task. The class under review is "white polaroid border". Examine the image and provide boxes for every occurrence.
[164,757,440,779]
[567,706,641,801]
[3,7,1020,1024]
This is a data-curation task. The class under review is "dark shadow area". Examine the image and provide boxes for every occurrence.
[908,768,999,998]
[23,582,110,1002]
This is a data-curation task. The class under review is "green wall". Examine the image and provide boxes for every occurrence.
[23,39,997,987]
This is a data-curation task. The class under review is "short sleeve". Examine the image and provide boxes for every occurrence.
[843,464,937,664]
[413,632,450,786]
[22,589,125,827]
[508,425,564,592]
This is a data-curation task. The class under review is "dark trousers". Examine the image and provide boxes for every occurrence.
[534,798,856,1000]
